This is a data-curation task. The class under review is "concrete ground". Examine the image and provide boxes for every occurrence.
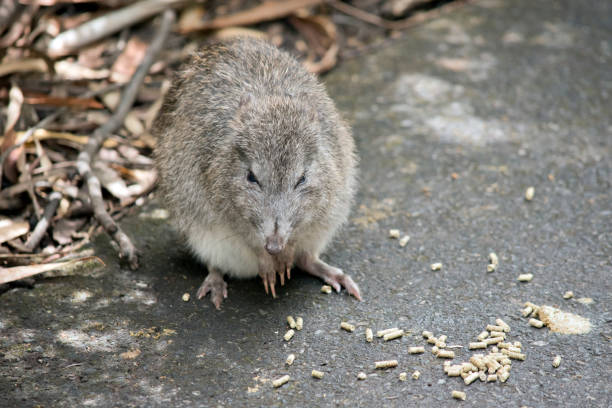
[1,0,610,406]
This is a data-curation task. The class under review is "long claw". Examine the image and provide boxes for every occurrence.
[287,266,291,280]
[271,280,277,298]
[263,276,269,295]
[280,268,285,286]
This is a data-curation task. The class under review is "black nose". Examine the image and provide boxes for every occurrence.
[265,235,283,255]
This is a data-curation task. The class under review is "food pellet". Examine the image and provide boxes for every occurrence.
[431,346,439,355]
[470,356,485,370]
[487,264,497,273]
[522,306,533,317]
[389,229,401,239]
[477,331,489,341]
[552,355,561,368]
[487,374,497,382]
[438,334,447,343]
[272,375,290,388]
[563,291,574,299]
[486,325,504,332]
[357,372,367,380]
[287,315,297,329]
[412,370,420,380]
[182,293,190,302]
[377,327,399,337]
[422,330,433,339]
[469,342,487,350]
[452,390,466,401]
[341,322,355,332]
[383,329,404,341]
[437,349,455,359]
[427,336,438,345]
[502,349,526,360]
[399,372,407,381]
[507,346,522,354]
[496,319,511,332]
[296,317,303,331]
[479,371,487,382]
[375,360,398,369]
[525,186,535,201]
[464,371,480,385]
[488,252,499,272]
[489,331,505,338]
[431,262,443,271]
[311,369,324,379]
[498,369,510,382]
[528,318,544,328]
[366,328,373,343]
[408,346,425,354]
[399,235,410,247]
[286,354,295,366]
[446,365,463,376]
[321,285,332,294]
[435,340,446,348]
[518,273,534,282]
[284,329,295,341]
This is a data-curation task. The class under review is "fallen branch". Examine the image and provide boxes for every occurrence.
[76,9,175,270]
[24,191,62,251]
[47,0,184,57]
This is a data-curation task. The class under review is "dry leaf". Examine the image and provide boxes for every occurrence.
[52,218,87,245]
[0,256,104,284]
[110,36,148,83]
[0,220,30,245]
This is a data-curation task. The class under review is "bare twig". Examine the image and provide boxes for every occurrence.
[330,0,471,31]
[179,0,324,33]
[47,0,184,57]
[24,191,62,251]
[76,9,175,270]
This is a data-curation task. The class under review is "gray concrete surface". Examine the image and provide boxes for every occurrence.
[1,0,611,406]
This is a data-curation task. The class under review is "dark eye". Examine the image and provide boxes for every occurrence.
[295,174,306,189]
[247,170,259,185]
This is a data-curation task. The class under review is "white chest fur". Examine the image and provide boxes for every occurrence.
[186,224,259,278]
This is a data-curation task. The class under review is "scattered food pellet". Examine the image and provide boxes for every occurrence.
[437,349,455,359]
[389,229,401,239]
[486,325,504,332]
[296,317,303,331]
[284,329,295,341]
[182,293,190,302]
[498,369,510,383]
[399,235,410,247]
[469,342,487,350]
[446,365,462,376]
[408,346,425,354]
[528,318,544,328]
[366,328,373,343]
[522,306,534,317]
[287,315,297,329]
[375,360,398,369]
[487,252,499,272]
[576,297,593,305]
[525,186,535,201]
[286,354,295,366]
[518,273,534,282]
[464,371,480,385]
[552,355,561,368]
[502,349,526,360]
[320,285,332,294]
[357,372,367,380]
[399,372,407,381]
[412,370,420,380]
[422,330,434,339]
[496,319,511,332]
[377,327,399,337]
[477,331,489,341]
[383,329,404,341]
[431,262,443,271]
[426,336,438,345]
[563,291,574,299]
[272,375,290,388]
[487,374,497,382]
[341,322,355,332]
[452,390,466,401]
[311,369,324,379]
